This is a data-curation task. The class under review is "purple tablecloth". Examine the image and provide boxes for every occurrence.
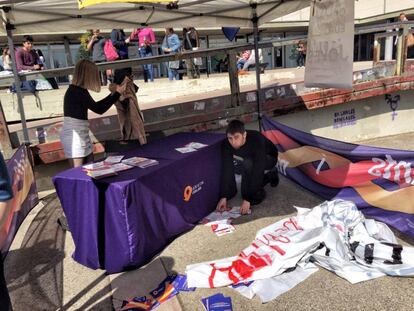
[53,132,224,273]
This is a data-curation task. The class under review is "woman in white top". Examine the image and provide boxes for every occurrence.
[1,48,12,71]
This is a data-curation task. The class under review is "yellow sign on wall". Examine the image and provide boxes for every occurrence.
[78,0,175,9]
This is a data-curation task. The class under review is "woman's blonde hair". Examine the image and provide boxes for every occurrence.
[72,59,101,92]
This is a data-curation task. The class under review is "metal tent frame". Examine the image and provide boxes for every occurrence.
[0,0,310,141]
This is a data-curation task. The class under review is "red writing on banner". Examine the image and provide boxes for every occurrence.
[207,218,302,287]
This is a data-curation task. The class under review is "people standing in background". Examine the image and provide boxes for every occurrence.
[236,50,251,72]
[87,29,108,86]
[162,28,181,81]
[394,12,414,58]
[128,27,156,83]
[183,27,201,79]
[15,35,41,72]
[296,40,306,68]
[1,48,12,71]
[0,151,13,311]
[111,29,129,60]
[61,60,125,168]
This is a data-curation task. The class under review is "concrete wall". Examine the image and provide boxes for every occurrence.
[274,89,414,144]
[275,0,414,22]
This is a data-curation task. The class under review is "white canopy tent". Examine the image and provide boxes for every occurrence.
[0,0,310,142]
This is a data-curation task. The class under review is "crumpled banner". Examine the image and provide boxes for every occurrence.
[186,200,414,295]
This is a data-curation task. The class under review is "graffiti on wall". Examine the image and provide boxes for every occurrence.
[385,94,400,121]
[333,108,356,128]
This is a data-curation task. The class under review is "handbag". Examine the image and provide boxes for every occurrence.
[104,39,119,61]
[192,47,203,66]
[168,60,180,69]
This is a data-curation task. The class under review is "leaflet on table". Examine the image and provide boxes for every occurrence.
[82,161,109,171]
[86,167,117,179]
[175,142,209,153]
[137,159,159,168]
[110,163,133,172]
[103,155,124,165]
[122,157,159,168]
[186,142,208,149]
[82,161,133,179]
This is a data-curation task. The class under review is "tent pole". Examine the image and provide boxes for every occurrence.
[6,26,30,144]
[252,4,262,131]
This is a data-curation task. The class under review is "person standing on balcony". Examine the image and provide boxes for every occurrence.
[162,28,181,81]
[128,27,156,83]
[1,48,12,71]
[183,27,201,79]
[87,29,108,86]
[111,29,129,60]
[296,40,306,68]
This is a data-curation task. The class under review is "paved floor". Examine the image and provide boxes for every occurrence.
[5,123,414,311]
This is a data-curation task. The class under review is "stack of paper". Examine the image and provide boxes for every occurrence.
[82,162,117,179]
[201,293,233,311]
[103,155,124,165]
[122,157,159,168]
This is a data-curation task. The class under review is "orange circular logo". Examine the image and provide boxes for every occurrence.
[184,186,193,202]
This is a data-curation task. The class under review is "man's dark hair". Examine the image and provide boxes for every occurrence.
[22,35,34,43]
[226,119,245,135]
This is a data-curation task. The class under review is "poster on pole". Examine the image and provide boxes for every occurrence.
[304,0,355,89]
[1,145,38,256]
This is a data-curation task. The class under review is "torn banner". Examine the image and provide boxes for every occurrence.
[262,115,414,238]
[186,200,414,291]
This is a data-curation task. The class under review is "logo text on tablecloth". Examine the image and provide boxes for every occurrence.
[183,181,205,202]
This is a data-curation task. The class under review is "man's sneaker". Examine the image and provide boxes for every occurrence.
[270,170,279,188]
[264,169,279,188]
[250,188,266,206]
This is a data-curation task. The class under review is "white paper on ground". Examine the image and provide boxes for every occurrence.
[201,206,244,226]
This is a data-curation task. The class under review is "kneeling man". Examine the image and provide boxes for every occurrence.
[216,119,279,215]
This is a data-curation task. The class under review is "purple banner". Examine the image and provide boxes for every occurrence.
[262,116,414,237]
[1,145,38,256]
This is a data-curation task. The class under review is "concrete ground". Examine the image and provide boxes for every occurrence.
[4,120,414,311]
